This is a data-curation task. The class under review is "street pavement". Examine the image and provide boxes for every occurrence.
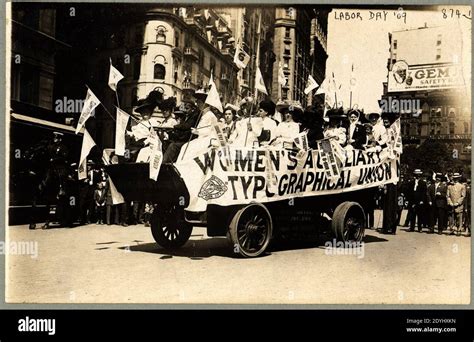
[6,210,471,304]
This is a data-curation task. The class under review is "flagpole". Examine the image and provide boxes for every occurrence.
[115,91,121,108]
[244,9,262,147]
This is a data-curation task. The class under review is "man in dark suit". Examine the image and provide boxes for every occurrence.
[427,173,448,234]
[407,169,428,232]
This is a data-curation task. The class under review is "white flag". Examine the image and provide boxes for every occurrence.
[304,75,319,95]
[76,89,100,134]
[78,129,96,180]
[294,131,309,151]
[115,108,130,156]
[315,78,327,95]
[108,59,124,92]
[108,177,125,205]
[278,62,287,86]
[255,67,268,95]
[233,45,250,69]
[205,74,223,112]
[148,129,163,181]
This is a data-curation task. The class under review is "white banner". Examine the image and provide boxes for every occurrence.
[115,108,130,156]
[108,60,124,91]
[148,129,163,181]
[388,61,464,92]
[175,146,400,212]
[78,129,96,180]
[76,89,100,134]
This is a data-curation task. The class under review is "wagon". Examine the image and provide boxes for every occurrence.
[106,161,376,258]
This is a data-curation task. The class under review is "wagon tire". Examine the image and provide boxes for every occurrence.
[229,203,272,258]
[332,201,365,243]
[150,207,192,249]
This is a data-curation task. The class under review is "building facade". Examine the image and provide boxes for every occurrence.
[216,7,275,100]
[381,25,471,161]
[271,7,327,107]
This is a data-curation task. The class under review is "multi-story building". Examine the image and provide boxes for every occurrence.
[215,7,275,100]
[71,6,240,146]
[381,25,471,161]
[271,7,316,107]
[309,9,329,105]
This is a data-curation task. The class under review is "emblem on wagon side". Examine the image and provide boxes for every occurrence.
[198,175,228,200]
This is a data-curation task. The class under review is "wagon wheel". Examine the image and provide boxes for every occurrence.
[150,206,192,249]
[229,203,272,258]
[332,202,365,243]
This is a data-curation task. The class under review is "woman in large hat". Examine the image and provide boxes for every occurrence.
[229,97,263,148]
[323,107,347,146]
[272,101,302,148]
[257,99,278,146]
[127,89,163,162]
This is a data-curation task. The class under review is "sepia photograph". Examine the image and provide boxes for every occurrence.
[5,3,472,304]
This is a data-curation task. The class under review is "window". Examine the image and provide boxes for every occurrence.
[210,58,216,74]
[448,108,456,118]
[175,32,180,47]
[19,64,39,105]
[283,57,290,69]
[449,122,455,134]
[133,56,141,80]
[156,26,166,43]
[14,10,39,29]
[285,28,291,39]
[154,64,165,79]
[437,34,442,46]
[198,49,204,67]
[282,88,288,100]
[393,40,397,49]
[431,107,442,117]
[284,44,291,55]
[436,48,441,60]
[464,122,470,134]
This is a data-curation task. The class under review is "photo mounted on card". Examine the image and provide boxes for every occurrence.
[6,3,471,305]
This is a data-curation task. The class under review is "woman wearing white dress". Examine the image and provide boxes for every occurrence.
[272,107,301,149]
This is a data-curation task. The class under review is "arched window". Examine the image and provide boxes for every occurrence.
[156,25,167,43]
[154,64,165,79]
[449,122,455,134]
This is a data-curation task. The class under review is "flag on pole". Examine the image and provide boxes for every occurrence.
[108,177,125,205]
[304,75,319,95]
[278,62,287,86]
[115,107,130,156]
[315,78,328,95]
[349,64,357,90]
[108,59,124,91]
[205,73,223,112]
[148,129,163,181]
[233,44,250,69]
[76,89,100,134]
[255,67,268,95]
[78,129,96,180]
[294,131,309,151]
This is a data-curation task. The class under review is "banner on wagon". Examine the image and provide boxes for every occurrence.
[175,146,399,212]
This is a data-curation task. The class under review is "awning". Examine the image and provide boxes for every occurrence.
[11,113,83,135]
